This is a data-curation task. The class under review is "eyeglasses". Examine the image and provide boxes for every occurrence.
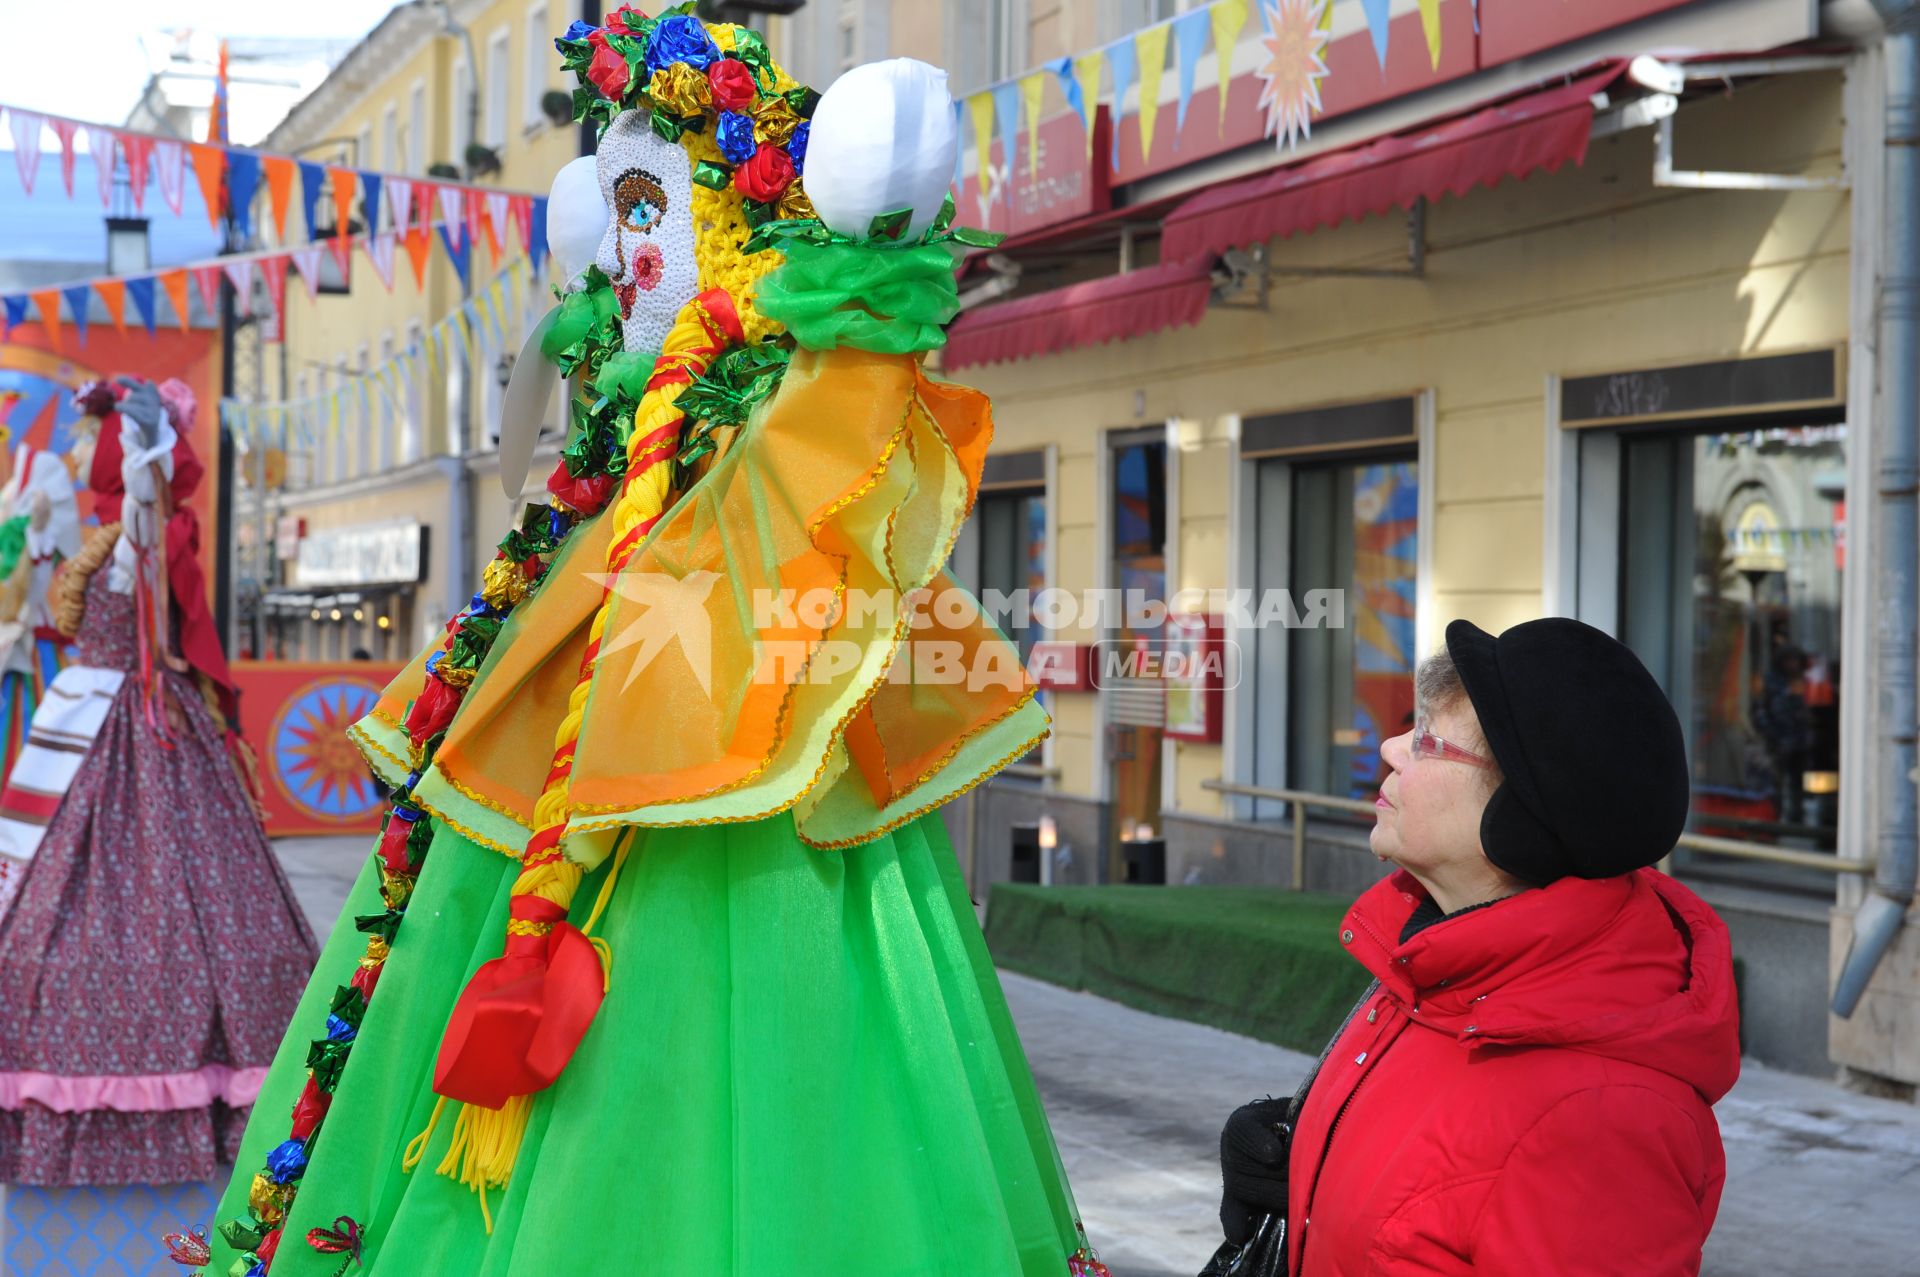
[1410,722,1494,769]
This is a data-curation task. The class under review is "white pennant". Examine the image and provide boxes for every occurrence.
[9,111,44,195]
[437,186,465,241]
[385,176,414,232]
[289,246,327,301]
[152,139,188,215]
[365,231,397,291]
[486,192,510,246]
[223,259,257,318]
[84,126,117,208]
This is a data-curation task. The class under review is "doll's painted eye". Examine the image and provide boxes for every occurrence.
[614,168,667,235]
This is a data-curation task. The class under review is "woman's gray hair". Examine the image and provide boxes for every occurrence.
[1414,648,1467,719]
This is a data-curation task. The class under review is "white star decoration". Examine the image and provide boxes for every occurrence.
[1256,0,1332,152]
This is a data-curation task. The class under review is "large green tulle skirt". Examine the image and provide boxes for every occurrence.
[207,812,1087,1276]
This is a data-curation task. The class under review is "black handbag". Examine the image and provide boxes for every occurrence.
[1197,1211,1287,1277]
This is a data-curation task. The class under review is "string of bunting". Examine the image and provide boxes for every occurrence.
[958,0,1452,206]
[0,197,548,351]
[0,100,543,247]
[219,257,534,456]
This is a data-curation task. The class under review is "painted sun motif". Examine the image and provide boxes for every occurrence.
[271,678,383,821]
[1256,0,1332,152]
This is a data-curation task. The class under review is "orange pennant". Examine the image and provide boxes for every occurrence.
[403,223,434,290]
[329,167,358,243]
[159,268,193,332]
[188,143,227,229]
[94,279,127,333]
[262,155,297,239]
[29,290,62,349]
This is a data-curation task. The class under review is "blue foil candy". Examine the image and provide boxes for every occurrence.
[266,1138,309,1184]
[716,112,758,165]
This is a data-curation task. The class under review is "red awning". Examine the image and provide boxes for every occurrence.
[944,257,1216,371]
[1162,63,1624,264]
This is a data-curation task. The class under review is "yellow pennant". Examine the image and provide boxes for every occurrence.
[968,92,996,203]
[1073,51,1104,158]
[1020,71,1047,179]
[1135,23,1171,162]
[1212,0,1250,127]
[1418,0,1442,69]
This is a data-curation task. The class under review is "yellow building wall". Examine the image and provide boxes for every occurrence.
[967,71,1850,813]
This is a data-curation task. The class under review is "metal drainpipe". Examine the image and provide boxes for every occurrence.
[1836,0,1920,1017]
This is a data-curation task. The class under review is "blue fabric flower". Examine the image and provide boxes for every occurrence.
[266,1138,310,1184]
[645,15,720,77]
[556,20,598,50]
[789,121,810,176]
[325,1015,359,1043]
[716,112,758,165]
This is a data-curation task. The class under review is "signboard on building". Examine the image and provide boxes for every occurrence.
[296,521,426,587]
[233,661,403,835]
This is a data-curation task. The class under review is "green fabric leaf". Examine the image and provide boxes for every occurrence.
[691,160,732,190]
[753,240,962,355]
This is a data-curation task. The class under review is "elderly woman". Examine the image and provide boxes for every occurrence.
[1214,618,1740,1276]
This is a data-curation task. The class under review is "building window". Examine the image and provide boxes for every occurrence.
[1607,425,1848,888]
[1283,459,1419,801]
[334,358,352,483]
[356,123,373,170]
[378,332,397,471]
[485,29,511,150]
[525,4,550,128]
[409,80,427,172]
[356,345,373,478]
[837,0,860,73]
[451,57,473,166]
[404,321,426,463]
[382,104,399,174]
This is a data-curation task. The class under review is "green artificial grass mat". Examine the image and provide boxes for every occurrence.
[985,884,1375,1056]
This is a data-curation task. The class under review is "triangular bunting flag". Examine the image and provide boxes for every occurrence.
[364,231,397,291]
[227,151,262,238]
[486,192,511,264]
[1417,0,1443,69]
[327,232,353,280]
[122,133,154,211]
[439,186,466,243]
[290,245,326,301]
[1360,0,1392,69]
[126,276,158,335]
[224,259,257,319]
[260,254,290,331]
[84,126,117,207]
[990,83,1021,205]
[1172,9,1210,139]
[1213,0,1250,126]
[951,98,965,189]
[414,182,439,234]
[28,290,60,348]
[60,285,90,347]
[329,167,359,241]
[299,160,328,239]
[1073,52,1104,158]
[463,189,486,253]
[262,155,296,239]
[93,279,126,333]
[508,194,534,253]
[386,176,414,232]
[529,197,549,276]
[1019,72,1046,179]
[153,139,188,214]
[4,294,31,339]
[1135,23,1170,162]
[159,268,192,331]
[403,225,433,290]
[967,93,996,213]
[438,223,472,289]
[360,170,383,233]
[10,112,44,195]
[1105,38,1137,170]
[191,265,224,322]
[49,118,79,196]
[188,143,227,228]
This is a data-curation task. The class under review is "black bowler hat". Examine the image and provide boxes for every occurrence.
[1444,617,1690,884]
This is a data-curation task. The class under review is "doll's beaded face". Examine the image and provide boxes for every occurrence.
[595,113,700,355]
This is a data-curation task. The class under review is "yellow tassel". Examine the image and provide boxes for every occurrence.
[435,1093,533,1235]
[401,1094,448,1173]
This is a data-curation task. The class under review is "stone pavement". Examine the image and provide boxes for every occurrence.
[274,837,1920,1277]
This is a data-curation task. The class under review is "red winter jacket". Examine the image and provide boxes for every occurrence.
[1287,868,1741,1276]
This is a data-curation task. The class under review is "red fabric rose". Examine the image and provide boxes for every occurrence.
[588,43,631,100]
[548,463,617,516]
[378,817,414,875]
[707,58,758,112]
[733,145,796,202]
[603,4,646,35]
[288,1079,331,1140]
[351,960,383,1000]
[404,673,462,748]
[255,1228,282,1268]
